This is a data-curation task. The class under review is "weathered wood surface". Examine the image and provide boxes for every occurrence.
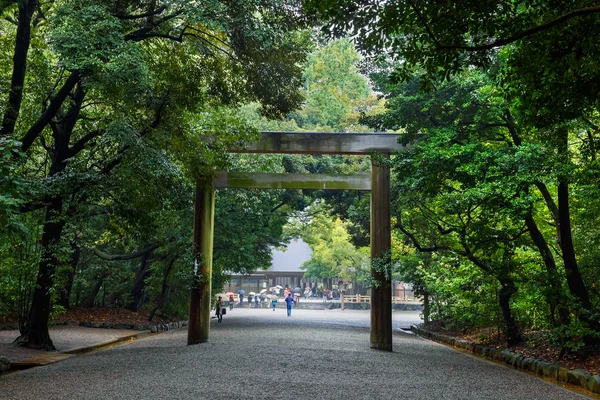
[214,172,371,191]
[188,183,215,345]
[231,132,408,155]
[370,156,393,351]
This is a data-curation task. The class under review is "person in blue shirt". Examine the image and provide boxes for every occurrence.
[284,293,294,317]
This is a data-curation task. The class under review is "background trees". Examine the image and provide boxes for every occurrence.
[306,0,600,348]
[0,0,310,349]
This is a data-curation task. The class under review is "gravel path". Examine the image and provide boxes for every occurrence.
[0,325,139,362]
[0,309,592,400]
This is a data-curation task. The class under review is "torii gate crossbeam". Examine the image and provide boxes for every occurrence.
[188,132,408,351]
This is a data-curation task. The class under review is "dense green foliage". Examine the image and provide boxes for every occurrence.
[0,0,312,349]
[306,0,600,348]
[3,0,599,355]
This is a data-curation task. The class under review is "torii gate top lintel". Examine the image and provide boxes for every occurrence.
[230,131,407,155]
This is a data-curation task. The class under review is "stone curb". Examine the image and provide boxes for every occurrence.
[60,330,152,355]
[0,320,188,374]
[60,320,188,333]
[411,324,600,395]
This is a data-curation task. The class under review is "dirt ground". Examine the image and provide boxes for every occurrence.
[0,308,176,363]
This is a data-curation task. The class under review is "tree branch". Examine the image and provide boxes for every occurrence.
[115,6,166,20]
[183,32,238,61]
[438,6,600,51]
[67,129,102,158]
[19,71,81,152]
[534,181,559,224]
[458,240,490,272]
[394,219,448,252]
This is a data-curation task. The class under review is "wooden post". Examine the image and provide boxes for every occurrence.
[187,181,215,345]
[370,154,392,351]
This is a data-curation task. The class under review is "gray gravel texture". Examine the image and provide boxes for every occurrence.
[0,326,139,362]
[0,309,593,400]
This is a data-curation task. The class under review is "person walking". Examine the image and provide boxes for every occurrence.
[271,297,277,311]
[285,293,294,317]
[239,293,244,305]
[215,296,223,323]
[260,292,266,308]
[248,294,253,308]
[254,295,259,308]
[229,294,234,311]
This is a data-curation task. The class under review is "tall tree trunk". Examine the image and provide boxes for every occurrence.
[15,197,64,350]
[16,82,84,349]
[1,0,38,136]
[507,117,591,316]
[148,256,176,321]
[59,241,80,309]
[422,292,430,325]
[498,279,522,345]
[82,271,107,308]
[556,127,592,312]
[126,250,153,312]
[524,214,570,325]
[557,181,591,310]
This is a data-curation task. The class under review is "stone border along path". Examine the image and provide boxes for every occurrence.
[0,321,188,372]
[0,309,594,400]
[411,324,600,396]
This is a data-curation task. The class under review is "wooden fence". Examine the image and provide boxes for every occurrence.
[342,294,421,304]
[220,294,421,304]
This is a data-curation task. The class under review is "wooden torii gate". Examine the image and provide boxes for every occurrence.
[187,132,406,351]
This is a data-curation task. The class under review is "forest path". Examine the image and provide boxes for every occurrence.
[0,309,592,400]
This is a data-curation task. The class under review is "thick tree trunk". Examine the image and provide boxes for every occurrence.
[498,279,522,345]
[524,214,570,325]
[16,82,84,349]
[125,250,153,312]
[15,197,64,350]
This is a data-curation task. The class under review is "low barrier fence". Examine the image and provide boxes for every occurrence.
[341,295,421,304]
[224,294,421,303]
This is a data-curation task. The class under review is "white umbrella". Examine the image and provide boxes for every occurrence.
[249,292,256,296]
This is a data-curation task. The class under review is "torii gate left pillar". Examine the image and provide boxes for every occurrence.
[187,182,215,345]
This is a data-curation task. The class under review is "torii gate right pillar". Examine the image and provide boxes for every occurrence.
[370,154,392,351]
